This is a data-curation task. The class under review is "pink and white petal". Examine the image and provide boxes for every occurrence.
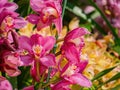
[42,36,56,51]
[4,66,21,77]
[0,0,7,7]
[69,73,92,87]
[77,60,88,73]
[0,76,12,90]
[20,55,33,66]
[14,17,27,29]
[40,54,56,67]
[65,28,90,41]
[52,80,71,90]
[4,53,22,67]
[64,45,80,64]
[4,2,18,11]
[53,17,62,34]
[19,36,32,51]
[23,85,34,90]
[30,34,43,46]
[27,14,39,24]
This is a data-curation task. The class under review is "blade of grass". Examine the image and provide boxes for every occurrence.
[105,72,120,84]
[92,66,116,81]
[62,0,68,19]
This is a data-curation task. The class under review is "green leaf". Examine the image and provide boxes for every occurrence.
[112,45,120,55]
[105,72,120,84]
[92,66,116,81]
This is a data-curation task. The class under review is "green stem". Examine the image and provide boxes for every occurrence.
[9,0,14,2]
[27,4,31,15]
[46,67,52,83]
[62,0,68,19]
[88,0,120,44]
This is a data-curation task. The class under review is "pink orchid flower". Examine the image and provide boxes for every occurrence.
[0,0,27,34]
[58,60,92,88]
[19,34,56,82]
[27,0,62,33]
[55,28,92,88]
[61,28,90,64]
[0,76,12,90]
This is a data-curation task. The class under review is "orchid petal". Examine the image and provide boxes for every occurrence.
[64,44,80,64]
[77,60,88,73]
[14,17,27,29]
[42,36,56,51]
[30,34,42,46]
[19,36,32,51]
[54,16,62,34]
[0,0,7,8]
[40,54,56,67]
[4,66,21,77]
[4,2,18,11]
[65,28,90,41]
[30,0,45,12]
[0,76,12,90]
[27,14,39,24]
[69,73,92,87]
[52,80,71,90]
[20,55,33,66]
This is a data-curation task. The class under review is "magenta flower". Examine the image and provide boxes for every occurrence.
[0,0,27,34]
[55,28,92,88]
[52,62,92,89]
[61,28,90,64]
[58,60,92,88]
[19,34,56,81]
[95,0,120,37]
[0,76,12,90]
[27,0,62,33]
[0,0,18,12]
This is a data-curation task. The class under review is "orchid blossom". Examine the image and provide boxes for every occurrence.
[51,28,92,89]
[19,34,56,82]
[27,0,62,33]
[0,0,27,35]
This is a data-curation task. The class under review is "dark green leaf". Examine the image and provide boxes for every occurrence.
[105,72,120,84]
[92,66,116,81]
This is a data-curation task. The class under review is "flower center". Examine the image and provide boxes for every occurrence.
[0,16,14,31]
[62,65,77,76]
[42,7,59,23]
[32,45,42,55]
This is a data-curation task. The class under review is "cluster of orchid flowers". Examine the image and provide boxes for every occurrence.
[95,0,120,36]
[0,0,92,90]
